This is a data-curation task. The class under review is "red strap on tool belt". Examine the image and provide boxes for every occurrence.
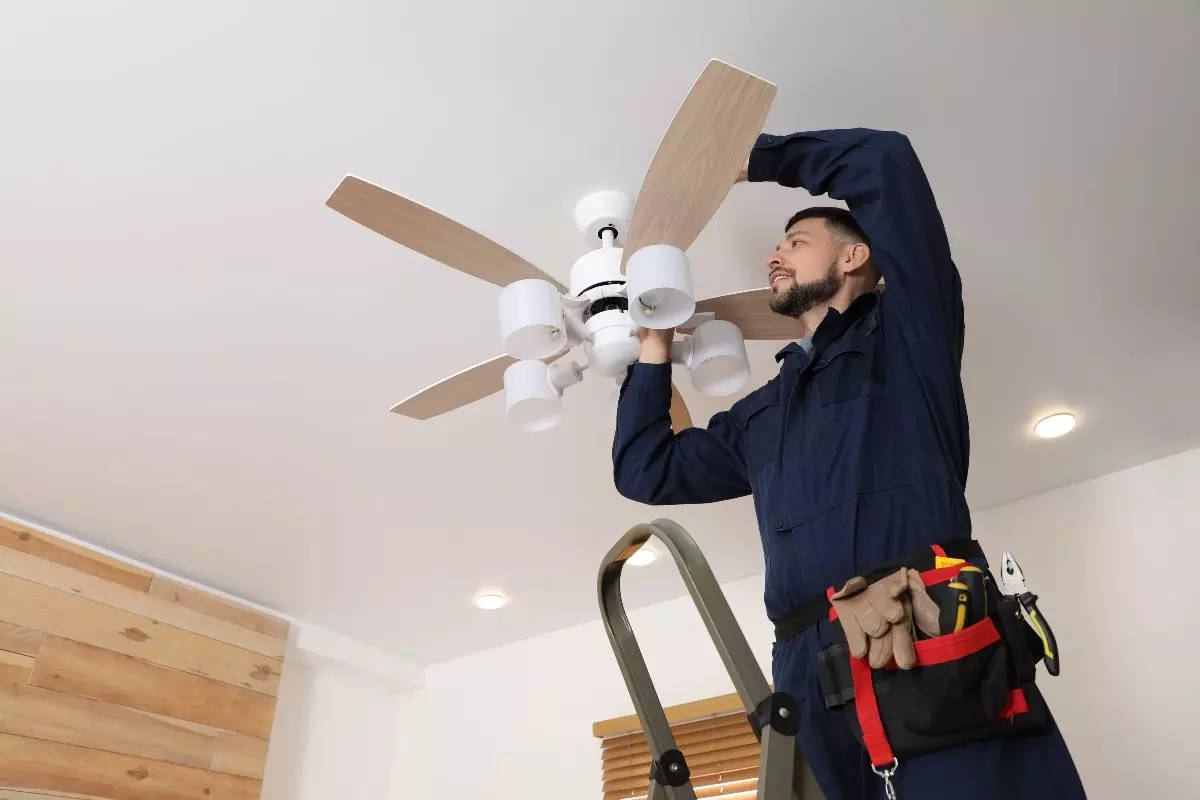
[827,586,895,767]
[825,545,1031,769]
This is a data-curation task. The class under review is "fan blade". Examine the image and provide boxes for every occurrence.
[390,355,517,420]
[695,288,804,341]
[670,382,693,433]
[391,352,563,420]
[328,175,566,292]
[621,60,776,271]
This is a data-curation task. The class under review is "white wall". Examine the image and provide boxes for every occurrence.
[262,660,404,800]
[262,623,423,800]
[392,573,777,799]
[394,447,1200,800]
[971,446,1199,799]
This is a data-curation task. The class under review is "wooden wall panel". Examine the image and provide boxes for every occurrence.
[0,546,285,659]
[0,621,42,658]
[148,575,290,640]
[0,733,261,800]
[0,519,152,592]
[0,681,216,769]
[0,652,34,683]
[0,521,291,799]
[0,573,281,695]
[211,733,271,780]
[30,637,277,739]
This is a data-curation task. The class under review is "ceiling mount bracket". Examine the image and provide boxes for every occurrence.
[573,191,632,248]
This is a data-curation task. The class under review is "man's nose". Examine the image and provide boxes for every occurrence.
[767,252,783,270]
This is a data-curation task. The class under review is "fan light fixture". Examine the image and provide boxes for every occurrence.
[327,60,781,434]
[1034,412,1076,439]
[679,320,750,396]
[498,279,567,360]
[627,547,657,567]
[503,359,584,432]
[625,245,697,329]
[583,311,641,379]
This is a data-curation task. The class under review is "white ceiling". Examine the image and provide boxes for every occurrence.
[2,1,1197,665]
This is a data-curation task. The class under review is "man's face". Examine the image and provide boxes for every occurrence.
[766,218,844,317]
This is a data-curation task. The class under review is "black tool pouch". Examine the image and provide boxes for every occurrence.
[815,554,1052,767]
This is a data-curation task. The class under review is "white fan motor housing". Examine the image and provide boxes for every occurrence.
[568,246,624,299]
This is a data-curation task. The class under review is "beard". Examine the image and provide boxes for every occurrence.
[769,259,843,318]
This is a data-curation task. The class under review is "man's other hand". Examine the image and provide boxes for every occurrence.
[638,327,675,364]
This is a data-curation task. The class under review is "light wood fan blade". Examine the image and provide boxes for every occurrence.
[669,382,693,433]
[621,61,776,272]
[391,355,517,419]
[391,353,561,419]
[695,288,805,341]
[696,281,887,341]
[327,175,566,292]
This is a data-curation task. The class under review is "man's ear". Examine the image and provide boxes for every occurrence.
[841,242,872,272]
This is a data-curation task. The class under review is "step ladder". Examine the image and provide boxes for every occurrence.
[598,517,824,800]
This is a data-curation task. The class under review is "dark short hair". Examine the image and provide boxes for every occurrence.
[785,207,870,247]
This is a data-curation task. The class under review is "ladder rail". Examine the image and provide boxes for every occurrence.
[597,518,819,800]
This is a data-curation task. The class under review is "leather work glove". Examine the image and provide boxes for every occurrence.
[831,568,942,670]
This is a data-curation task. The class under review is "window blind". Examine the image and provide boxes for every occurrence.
[598,704,762,799]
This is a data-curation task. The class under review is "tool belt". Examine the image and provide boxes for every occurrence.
[776,539,1051,769]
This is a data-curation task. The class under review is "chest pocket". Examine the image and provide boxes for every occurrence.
[812,337,888,421]
[736,381,782,479]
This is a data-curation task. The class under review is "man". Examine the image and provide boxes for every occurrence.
[612,129,1085,799]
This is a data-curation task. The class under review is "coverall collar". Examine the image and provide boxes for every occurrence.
[775,290,881,363]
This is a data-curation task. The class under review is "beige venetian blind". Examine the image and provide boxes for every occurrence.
[595,692,762,799]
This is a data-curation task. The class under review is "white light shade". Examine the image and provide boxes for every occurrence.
[474,593,507,610]
[625,245,695,329]
[503,359,562,431]
[687,320,750,396]
[498,279,566,360]
[1034,412,1076,439]
[627,547,657,566]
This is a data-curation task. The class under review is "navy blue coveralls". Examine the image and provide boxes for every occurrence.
[613,130,1085,799]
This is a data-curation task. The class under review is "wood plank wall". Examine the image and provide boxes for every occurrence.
[0,518,290,799]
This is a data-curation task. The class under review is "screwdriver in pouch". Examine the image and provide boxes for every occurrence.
[939,579,970,634]
[956,565,987,627]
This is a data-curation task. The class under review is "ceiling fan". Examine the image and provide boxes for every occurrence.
[326,59,807,433]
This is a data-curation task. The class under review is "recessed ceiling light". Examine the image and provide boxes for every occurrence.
[1034,412,1077,439]
[473,593,508,610]
[628,547,657,567]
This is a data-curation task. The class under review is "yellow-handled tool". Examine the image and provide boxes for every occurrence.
[957,564,987,627]
[1000,551,1060,677]
[938,580,970,634]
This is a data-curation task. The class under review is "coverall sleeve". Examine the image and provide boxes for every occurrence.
[612,362,751,505]
[749,129,964,356]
